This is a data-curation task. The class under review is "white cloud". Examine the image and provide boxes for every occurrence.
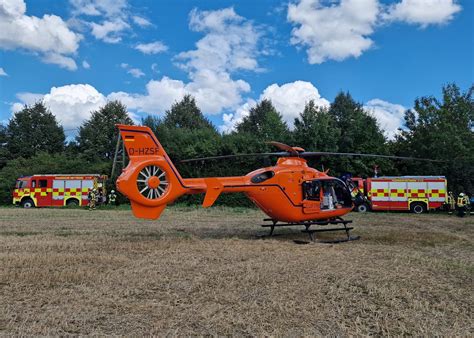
[111,7,263,115]
[90,19,129,43]
[69,0,128,18]
[364,99,407,139]
[0,67,7,76]
[384,0,461,27]
[287,0,462,64]
[42,84,107,130]
[17,92,44,104]
[107,77,187,114]
[261,81,330,126]
[11,92,44,112]
[120,63,145,78]
[132,15,152,27]
[70,1,159,44]
[135,41,168,54]
[41,53,77,71]
[178,7,262,73]
[220,98,255,133]
[70,0,132,43]
[220,81,330,133]
[0,0,81,70]
[12,84,107,130]
[288,0,380,64]
[127,68,145,78]
[82,60,90,69]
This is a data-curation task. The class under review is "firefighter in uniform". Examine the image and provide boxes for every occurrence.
[447,191,456,214]
[108,189,117,205]
[456,192,470,217]
[88,189,97,210]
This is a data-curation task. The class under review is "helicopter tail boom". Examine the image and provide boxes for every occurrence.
[115,125,250,219]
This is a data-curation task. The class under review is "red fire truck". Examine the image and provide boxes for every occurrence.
[13,174,107,208]
[350,176,447,214]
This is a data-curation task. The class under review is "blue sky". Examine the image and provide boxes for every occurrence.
[0,0,472,138]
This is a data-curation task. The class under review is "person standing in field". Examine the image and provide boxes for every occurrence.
[88,189,97,210]
[108,190,117,206]
[456,192,470,217]
[447,191,456,214]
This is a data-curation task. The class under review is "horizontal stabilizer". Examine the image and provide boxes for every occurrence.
[202,178,223,208]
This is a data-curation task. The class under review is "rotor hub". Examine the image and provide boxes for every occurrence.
[148,176,160,189]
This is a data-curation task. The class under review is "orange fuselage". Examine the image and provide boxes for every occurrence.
[116,125,352,222]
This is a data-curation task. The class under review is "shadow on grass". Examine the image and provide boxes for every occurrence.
[0,231,40,237]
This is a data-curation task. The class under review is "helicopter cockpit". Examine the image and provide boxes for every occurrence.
[303,179,352,210]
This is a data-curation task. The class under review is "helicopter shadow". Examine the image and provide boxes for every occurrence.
[170,222,349,244]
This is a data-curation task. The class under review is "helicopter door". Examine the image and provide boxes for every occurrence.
[303,179,352,213]
[302,181,321,214]
[320,179,352,210]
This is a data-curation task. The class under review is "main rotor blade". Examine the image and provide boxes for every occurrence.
[180,152,287,163]
[300,151,445,162]
[180,151,446,163]
[267,141,299,155]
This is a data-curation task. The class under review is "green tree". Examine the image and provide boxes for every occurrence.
[328,92,389,176]
[6,102,65,159]
[393,83,474,193]
[237,99,290,142]
[77,101,133,160]
[145,95,220,164]
[161,95,215,131]
[293,100,339,152]
[141,115,161,131]
[0,124,8,169]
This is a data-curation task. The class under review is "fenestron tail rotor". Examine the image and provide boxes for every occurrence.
[136,165,169,200]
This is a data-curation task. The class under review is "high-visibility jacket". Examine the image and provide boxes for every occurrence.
[447,194,456,208]
[457,196,469,208]
[89,191,96,201]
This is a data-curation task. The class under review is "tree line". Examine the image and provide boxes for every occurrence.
[0,83,472,206]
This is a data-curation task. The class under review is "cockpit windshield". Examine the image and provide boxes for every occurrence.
[303,178,352,209]
[15,180,27,189]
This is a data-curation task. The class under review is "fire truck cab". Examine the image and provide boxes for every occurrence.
[13,174,107,208]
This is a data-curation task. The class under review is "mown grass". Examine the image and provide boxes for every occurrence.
[0,207,472,335]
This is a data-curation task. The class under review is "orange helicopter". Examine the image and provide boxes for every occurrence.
[115,124,439,242]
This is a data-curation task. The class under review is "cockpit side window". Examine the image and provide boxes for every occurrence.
[251,171,275,184]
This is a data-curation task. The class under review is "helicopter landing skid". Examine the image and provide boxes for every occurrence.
[261,217,360,243]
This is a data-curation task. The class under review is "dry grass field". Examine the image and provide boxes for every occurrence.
[0,206,472,335]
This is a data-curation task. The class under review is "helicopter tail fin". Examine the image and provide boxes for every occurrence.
[115,124,187,220]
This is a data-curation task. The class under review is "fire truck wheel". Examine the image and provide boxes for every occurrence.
[66,199,79,206]
[356,203,369,213]
[410,202,426,214]
[21,198,35,208]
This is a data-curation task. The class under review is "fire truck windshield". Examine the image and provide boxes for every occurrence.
[15,180,27,189]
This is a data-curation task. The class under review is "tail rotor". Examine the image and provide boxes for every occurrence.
[137,165,169,200]
[115,124,187,219]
